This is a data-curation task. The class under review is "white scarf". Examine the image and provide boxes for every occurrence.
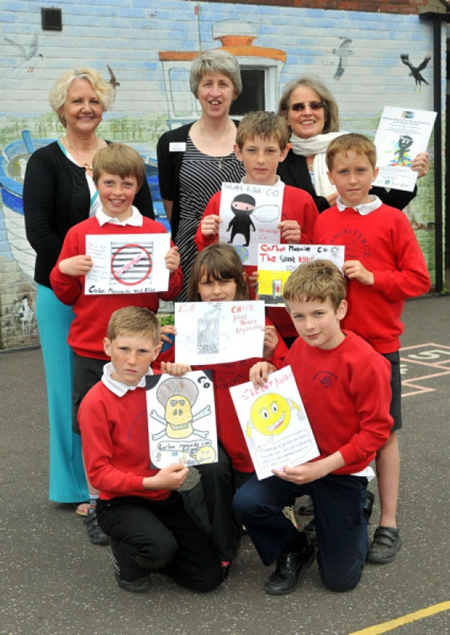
[290,131,347,198]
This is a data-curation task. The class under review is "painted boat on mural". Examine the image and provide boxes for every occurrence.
[0,131,168,281]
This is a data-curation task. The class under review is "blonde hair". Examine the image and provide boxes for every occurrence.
[326,133,377,171]
[49,67,115,126]
[107,307,160,343]
[235,111,290,150]
[92,143,146,189]
[278,76,340,134]
[188,243,250,302]
[284,260,346,310]
[190,49,242,98]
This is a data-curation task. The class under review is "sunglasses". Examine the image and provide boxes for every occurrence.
[290,101,325,112]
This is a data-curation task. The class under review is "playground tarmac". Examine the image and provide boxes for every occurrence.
[0,294,449,635]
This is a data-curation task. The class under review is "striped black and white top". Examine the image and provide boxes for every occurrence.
[175,137,245,301]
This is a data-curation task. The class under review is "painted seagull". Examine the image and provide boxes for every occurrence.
[107,65,120,89]
[4,35,43,71]
[333,38,353,79]
[400,54,431,88]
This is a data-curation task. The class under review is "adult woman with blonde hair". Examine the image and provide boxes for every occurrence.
[157,49,245,300]
[277,76,429,213]
[24,67,154,521]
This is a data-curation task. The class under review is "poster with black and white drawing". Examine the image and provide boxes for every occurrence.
[84,233,170,294]
[218,181,284,266]
[229,366,319,480]
[146,370,218,468]
[372,106,436,192]
[174,300,266,365]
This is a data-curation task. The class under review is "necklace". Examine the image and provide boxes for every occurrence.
[64,137,100,170]
[217,156,223,170]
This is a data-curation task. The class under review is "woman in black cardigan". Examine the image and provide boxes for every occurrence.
[277,76,429,213]
[24,67,153,512]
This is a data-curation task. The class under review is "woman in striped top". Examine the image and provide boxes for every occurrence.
[157,49,246,301]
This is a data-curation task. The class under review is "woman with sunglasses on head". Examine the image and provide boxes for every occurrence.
[277,76,429,213]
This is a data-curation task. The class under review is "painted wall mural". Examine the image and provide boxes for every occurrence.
[0,1,442,349]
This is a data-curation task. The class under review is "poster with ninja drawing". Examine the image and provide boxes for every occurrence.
[230,366,319,480]
[85,232,170,294]
[372,106,436,192]
[218,181,284,266]
[146,370,218,468]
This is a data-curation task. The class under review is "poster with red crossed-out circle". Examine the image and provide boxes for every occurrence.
[85,233,170,294]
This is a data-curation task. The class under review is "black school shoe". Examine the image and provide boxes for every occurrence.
[264,543,315,595]
[84,509,110,545]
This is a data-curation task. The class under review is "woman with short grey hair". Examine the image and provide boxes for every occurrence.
[157,49,245,301]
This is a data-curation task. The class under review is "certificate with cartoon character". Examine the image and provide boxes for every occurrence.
[218,181,284,266]
[229,366,319,480]
[85,233,170,294]
[146,370,218,468]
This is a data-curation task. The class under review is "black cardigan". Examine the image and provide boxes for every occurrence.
[23,141,154,287]
[277,148,417,213]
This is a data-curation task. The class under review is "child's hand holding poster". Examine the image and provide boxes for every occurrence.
[230,366,319,480]
[146,371,218,468]
[258,243,345,306]
[174,300,265,365]
[218,181,284,266]
[85,233,170,294]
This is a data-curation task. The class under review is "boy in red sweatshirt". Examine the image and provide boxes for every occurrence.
[235,260,393,595]
[314,133,430,563]
[78,306,223,593]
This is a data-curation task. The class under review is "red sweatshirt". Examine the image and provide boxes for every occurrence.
[284,331,393,474]
[50,216,183,359]
[79,378,171,501]
[314,202,430,353]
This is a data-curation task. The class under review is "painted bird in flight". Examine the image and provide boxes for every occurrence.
[333,38,353,80]
[400,54,431,88]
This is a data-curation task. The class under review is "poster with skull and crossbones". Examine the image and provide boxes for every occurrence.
[146,370,218,468]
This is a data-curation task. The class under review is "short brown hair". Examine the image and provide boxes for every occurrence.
[326,133,377,171]
[92,143,146,189]
[188,243,250,302]
[283,260,346,310]
[235,111,290,150]
[107,307,160,343]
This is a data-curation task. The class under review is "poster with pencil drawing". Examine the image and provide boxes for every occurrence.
[146,370,218,468]
[258,243,345,306]
[230,366,319,480]
[218,181,284,266]
[372,106,436,192]
[84,233,170,294]
[174,300,265,365]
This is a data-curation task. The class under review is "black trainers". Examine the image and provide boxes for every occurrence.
[367,526,402,564]
[115,573,152,593]
[84,509,109,546]
[264,544,315,595]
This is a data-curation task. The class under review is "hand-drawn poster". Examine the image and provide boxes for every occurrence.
[218,181,284,266]
[258,244,345,306]
[146,370,218,468]
[372,107,436,192]
[84,233,170,294]
[229,366,319,480]
[174,300,265,365]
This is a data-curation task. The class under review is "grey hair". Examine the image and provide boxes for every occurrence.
[189,49,242,99]
[278,76,340,134]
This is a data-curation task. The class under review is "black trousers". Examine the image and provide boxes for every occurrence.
[97,492,223,592]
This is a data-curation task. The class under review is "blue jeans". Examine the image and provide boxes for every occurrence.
[234,472,368,592]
